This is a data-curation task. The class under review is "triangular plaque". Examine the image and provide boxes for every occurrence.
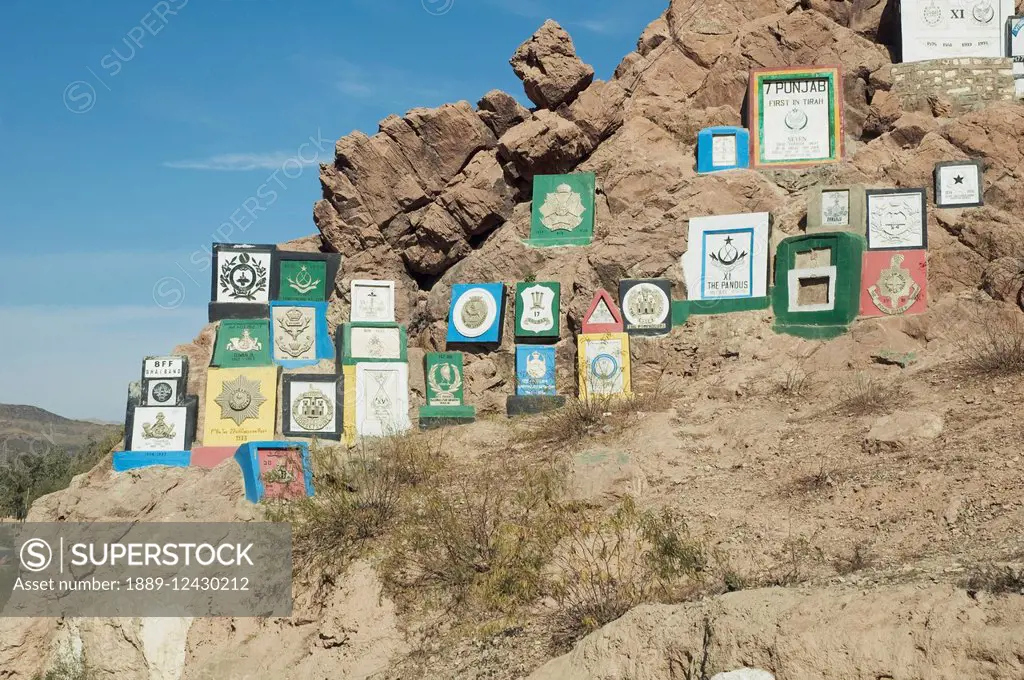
[581,288,624,333]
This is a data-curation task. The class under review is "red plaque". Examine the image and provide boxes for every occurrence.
[257,447,307,499]
[860,250,927,317]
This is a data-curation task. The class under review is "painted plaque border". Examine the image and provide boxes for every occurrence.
[933,160,985,208]
[271,251,342,302]
[234,440,314,503]
[581,288,624,334]
[618,279,673,336]
[337,322,409,365]
[748,65,844,169]
[350,279,397,323]
[514,281,561,339]
[269,301,334,368]
[209,243,277,304]
[577,332,632,401]
[864,188,928,251]
[124,395,198,452]
[446,283,506,345]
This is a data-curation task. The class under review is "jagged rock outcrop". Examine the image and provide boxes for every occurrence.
[509,19,594,109]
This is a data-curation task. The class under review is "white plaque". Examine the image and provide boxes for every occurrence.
[350,280,396,323]
[821,190,851,226]
[287,380,338,434]
[350,327,402,360]
[215,247,272,303]
[866,190,927,250]
[935,161,983,206]
[760,78,833,163]
[355,363,411,437]
[682,212,771,300]
[129,406,189,451]
[711,134,738,167]
[146,380,178,406]
[144,357,184,379]
[272,306,318,361]
[902,0,1014,62]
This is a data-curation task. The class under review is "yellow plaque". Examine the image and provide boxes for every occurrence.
[203,366,279,446]
[577,332,631,400]
[342,364,357,446]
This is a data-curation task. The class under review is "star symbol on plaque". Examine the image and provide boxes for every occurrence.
[215,374,267,426]
[953,175,964,184]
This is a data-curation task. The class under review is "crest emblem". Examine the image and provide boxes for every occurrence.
[226,328,262,353]
[150,382,174,404]
[526,351,547,380]
[371,372,394,423]
[141,412,176,440]
[263,461,297,485]
[868,254,921,315]
[367,334,386,357]
[871,201,917,244]
[971,0,994,23]
[922,0,943,25]
[519,284,555,332]
[219,252,268,301]
[452,288,497,339]
[539,184,586,232]
[292,386,334,431]
[461,296,488,329]
[287,265,320,295]
[214,374,267,425]
[428,363,463,403]
[709,236,748,277]
[822,192,849,225]
[275,308,314,358]
[589,353,621,394]
[623,284,668,326]
[784,108,809,131]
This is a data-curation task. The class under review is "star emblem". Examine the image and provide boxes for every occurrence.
[953,175,964,184]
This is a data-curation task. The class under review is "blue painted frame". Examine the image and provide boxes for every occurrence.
[700,227,755,300]
[696,126,750,174]
[234,441,315,503]
[515,345,557,396]
[446,283,505,344]
[269,301,333,368]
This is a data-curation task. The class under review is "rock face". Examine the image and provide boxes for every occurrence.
[509,19,595,109]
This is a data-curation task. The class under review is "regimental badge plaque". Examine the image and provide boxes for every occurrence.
[528,172,596,246]
[140,355,189,406]
[282,373,343,440]
[354,362,411,437]
[514,281,560,339]
[934,160,984,207]
[350,280,396,323]
[203,366,278,446]
[696,126,751,173]
[865,189,928,250]
[447,283,505,344]
[902,0,1014,63]
[807,185,867,235]
[577,332,632,400]
[211,319,272,368]
[338,323,408,364]
[1010,16,1024,96]
[270,301,332,367]
[273,251,341,303]
[515,345,557,396]
[211,243,275,304]
[619,279,672,336]
[860,250,929,317]
[425,352,467,407]
[581,289,624,334]
[124,399,197,452]
[682,213,771,305]
[749,66,843,169]
[234,441,314,503]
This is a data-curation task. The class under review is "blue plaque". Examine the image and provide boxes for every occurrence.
[446,283,505,344]
[696,126,750,174]
[516,345,557,396]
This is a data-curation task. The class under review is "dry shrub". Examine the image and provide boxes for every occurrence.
[833,542,873,575]
[266,433,446,576]
[764,533,824,587]
[962,564,1024,596]
[958,306,1024,376]
[835,372,905,416]
[521,383,674,447]
[381,455,566,614]
[550,496,708,648]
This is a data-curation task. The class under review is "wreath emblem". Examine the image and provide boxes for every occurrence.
[219,252,268,301]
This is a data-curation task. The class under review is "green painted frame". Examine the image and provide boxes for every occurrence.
[337,322,408,365]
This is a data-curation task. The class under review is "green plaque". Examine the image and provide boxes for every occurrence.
[211,319,272,368]
[278,260,328,302]
[529,172,595,246]
[424,352,466,407]
[514,281,560,338]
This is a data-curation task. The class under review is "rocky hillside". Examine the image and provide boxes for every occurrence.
[5,0,1024,678]
[0,404,119,458]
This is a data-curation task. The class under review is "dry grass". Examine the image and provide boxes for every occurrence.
[833,542,873,575]
[835,372,906,416]
[962,564,1024,596]
[519,383,675,448]
[958,306,1024,376]
[550,497,709,648]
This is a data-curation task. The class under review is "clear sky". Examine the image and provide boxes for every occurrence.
[0,0,667,421]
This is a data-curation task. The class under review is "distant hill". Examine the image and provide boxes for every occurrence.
[0,404,121,458]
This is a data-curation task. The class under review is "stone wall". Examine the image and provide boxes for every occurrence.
[891,57,1015,114]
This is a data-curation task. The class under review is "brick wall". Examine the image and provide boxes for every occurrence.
[891,57,1016,114]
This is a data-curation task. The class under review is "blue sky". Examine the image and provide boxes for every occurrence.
[0,0,666,421]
